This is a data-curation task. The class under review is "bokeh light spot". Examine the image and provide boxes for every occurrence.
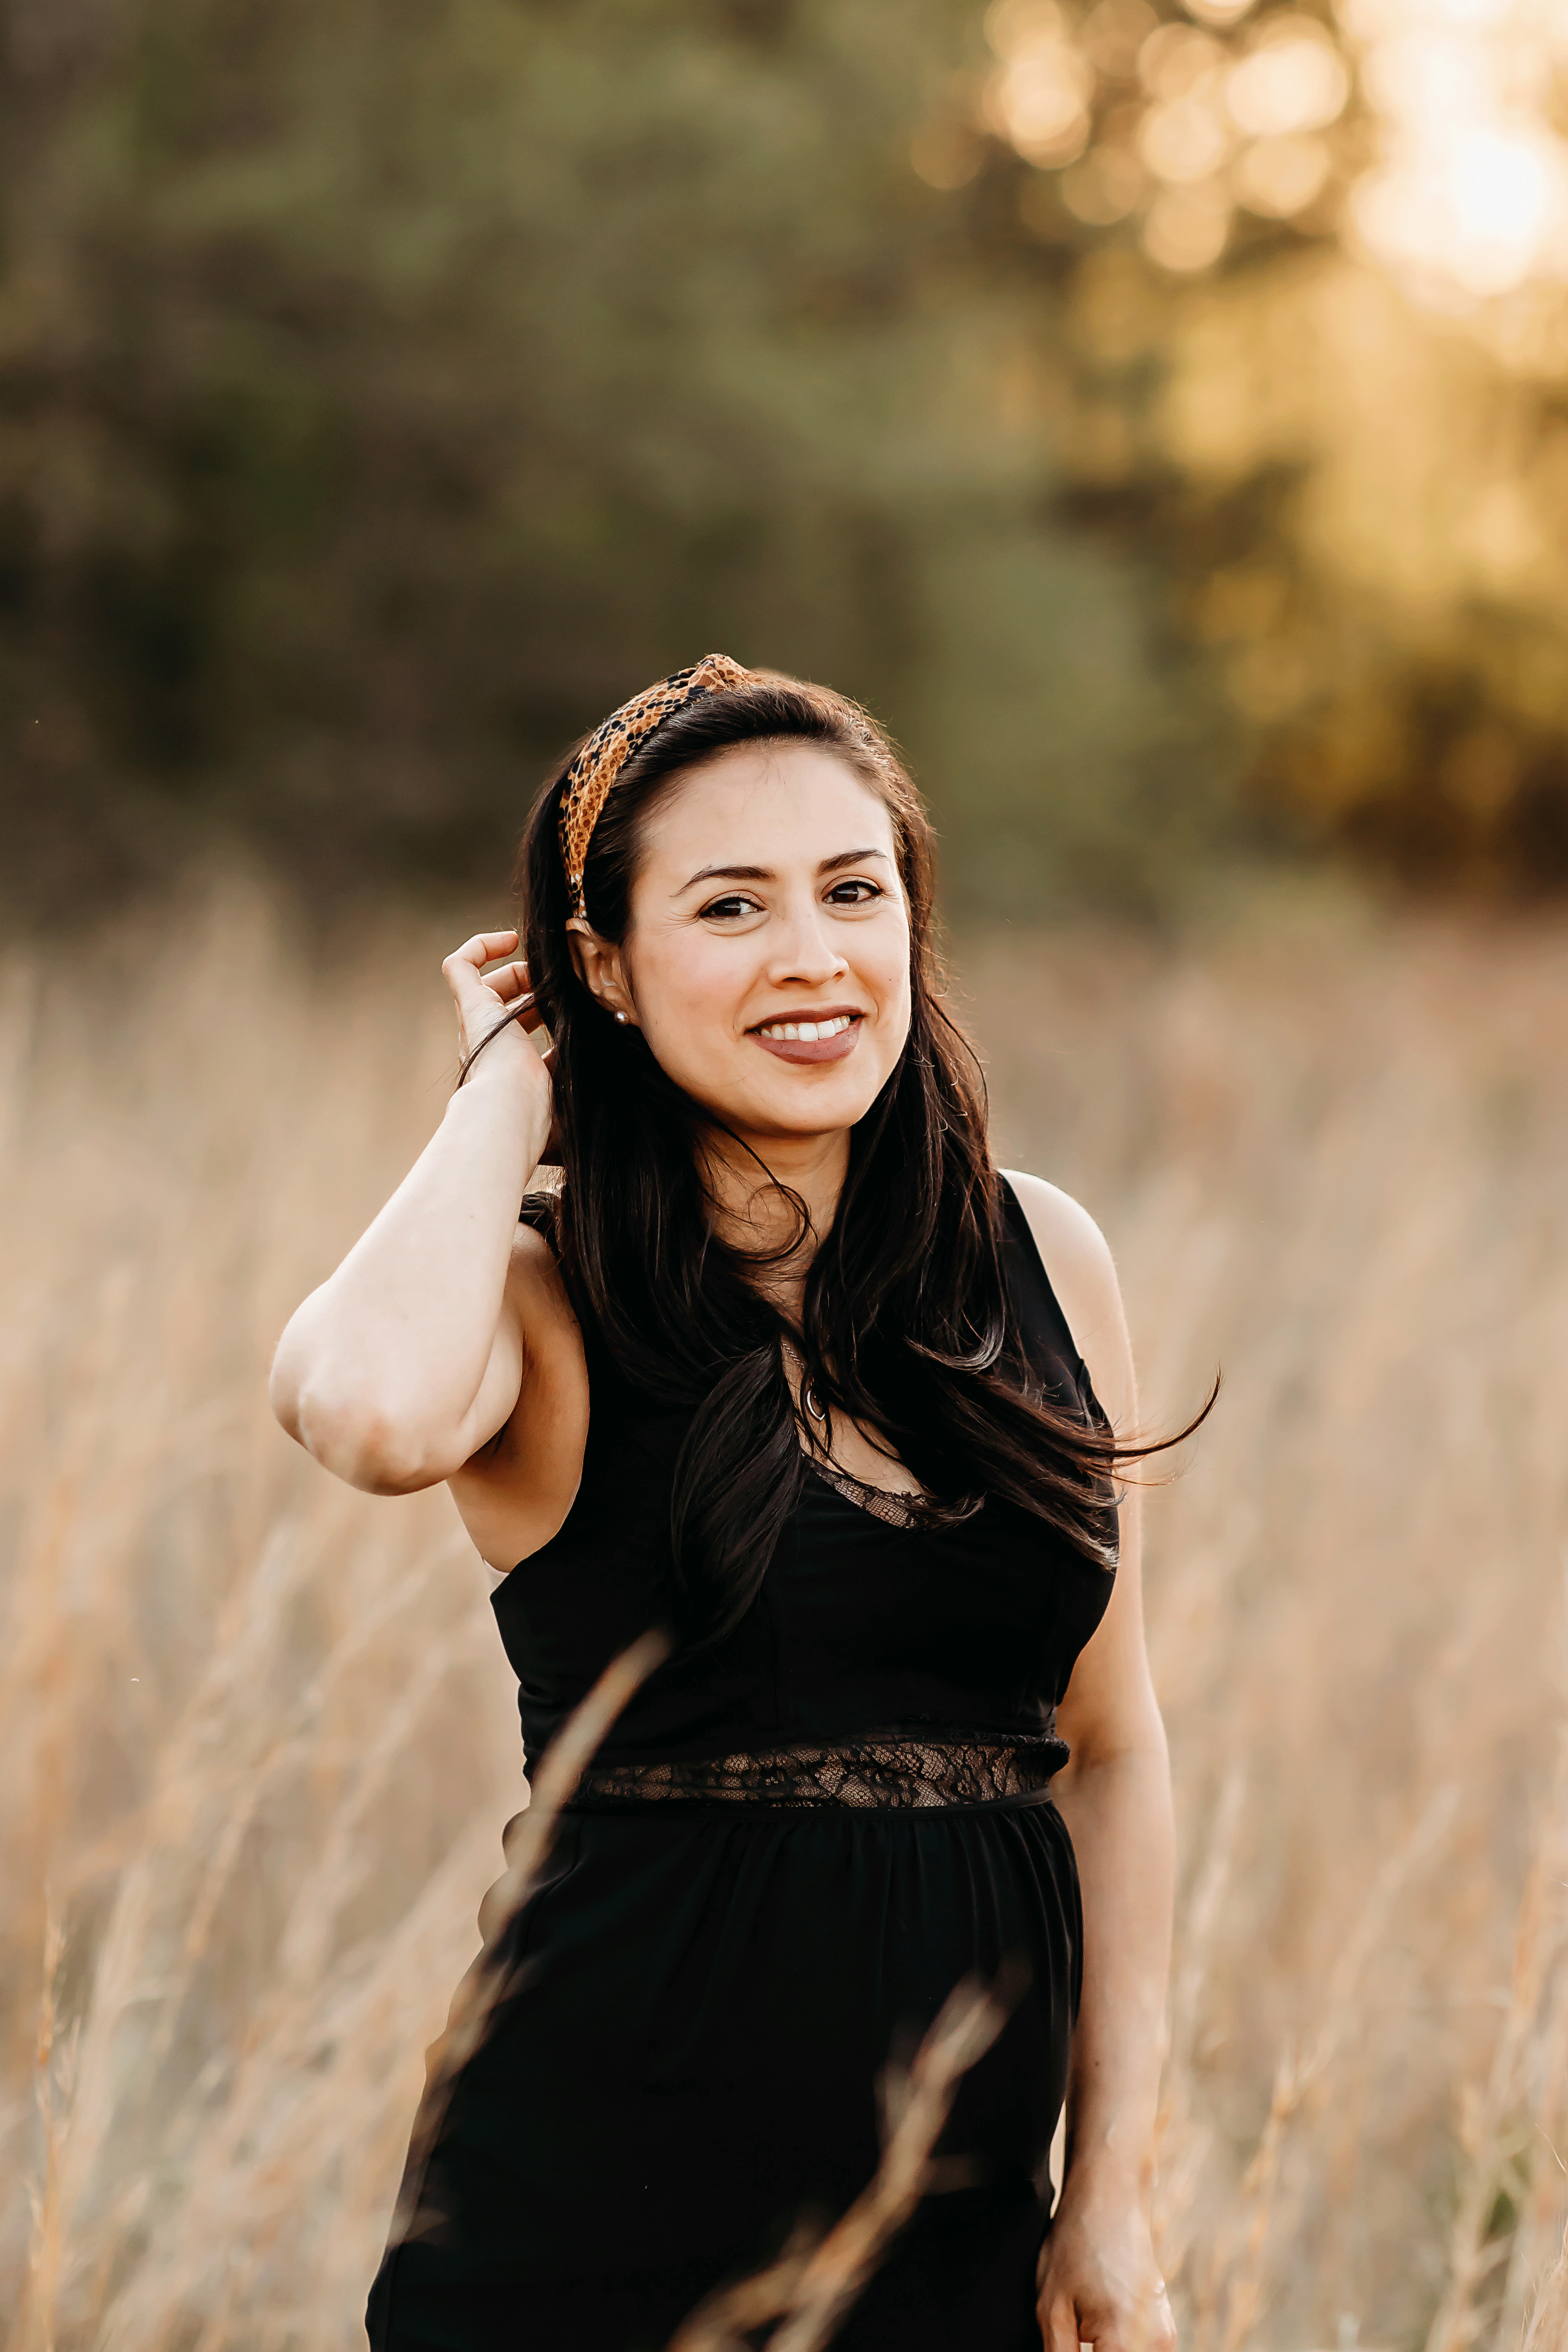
[1140,96,1232,183]
[1226,22,1350,138]
[911,120,986,190]
[986,32,1095,164]
[1182,0,1258,27]
[1140,24,1225,98]
[1081,0,1162,80]
[1144,179,1233,266]
[1063,143,1150,222]
[1233,131,1333,215]
[984,0,1068,61]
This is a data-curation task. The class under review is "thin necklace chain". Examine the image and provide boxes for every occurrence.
[780,1339,936,1522]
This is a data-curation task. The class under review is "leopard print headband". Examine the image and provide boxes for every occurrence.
[558,653,751,922]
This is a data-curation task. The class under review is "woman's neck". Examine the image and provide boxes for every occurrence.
[700,1125,851,1318]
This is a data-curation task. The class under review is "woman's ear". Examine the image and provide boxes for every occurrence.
[566,918,638,1026]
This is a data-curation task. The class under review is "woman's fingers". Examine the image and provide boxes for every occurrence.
[458,927,520,964]
[1037,2298,1083,2352]
[1038,2296,1174,2352]
[482,966,549,1034]
[442,930,521,993]
[440,929,555,1084]
[444,934,539,1028]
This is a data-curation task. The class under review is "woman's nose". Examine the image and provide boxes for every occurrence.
[767,901,847,986]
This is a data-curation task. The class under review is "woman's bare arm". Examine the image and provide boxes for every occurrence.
[1004,1170,1178,2352]
[270,932,560,1498]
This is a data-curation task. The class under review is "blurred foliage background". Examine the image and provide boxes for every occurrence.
[7,0,1568,920]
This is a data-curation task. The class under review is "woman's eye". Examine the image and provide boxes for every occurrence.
[826,880,882,906]
[698,894,762,922]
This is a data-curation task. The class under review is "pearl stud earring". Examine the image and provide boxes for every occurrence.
[614,1010,628,1024]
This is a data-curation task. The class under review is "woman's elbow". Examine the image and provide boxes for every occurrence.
[268,1347,306,1447]
[1056,1686,1170,1782]
[272,1368,454,1495]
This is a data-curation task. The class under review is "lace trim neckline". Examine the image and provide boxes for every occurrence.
[803,1454,938,1532]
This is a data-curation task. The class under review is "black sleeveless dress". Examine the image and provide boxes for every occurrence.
[368,1180,1116,2352]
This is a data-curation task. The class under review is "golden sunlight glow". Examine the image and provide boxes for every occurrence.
[1225,18,1350,137]
[984,0,1098,164]
[1140,96,1234,180]
[1140,25,1226,96]
[1184,0,1258,26]
[1081,0,1162,74]
[1144,177,1234,265]
[1347,0,1568,302]
[982,0,1568,314]
[1232,129,1333,213]
[1062,142,1150,219]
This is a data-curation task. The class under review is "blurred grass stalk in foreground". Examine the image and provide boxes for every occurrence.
[4,878,1568,2350]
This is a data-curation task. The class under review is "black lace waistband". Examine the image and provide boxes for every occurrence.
[566,1734,1069,1811]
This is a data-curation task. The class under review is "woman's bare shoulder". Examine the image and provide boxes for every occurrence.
[1000,1170,1114,1286]
[508,1216,579,1329]
[504,1210,587,1360]
[998,1168,1134,1421]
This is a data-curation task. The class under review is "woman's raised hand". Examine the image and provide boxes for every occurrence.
[442,928,552,1108]
[270,925,560,1488]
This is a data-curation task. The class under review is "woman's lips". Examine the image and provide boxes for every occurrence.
[749,1015,864,1065]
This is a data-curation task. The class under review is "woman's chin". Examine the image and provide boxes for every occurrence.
[674,1068,882,1144]
[734,1070,888,1139]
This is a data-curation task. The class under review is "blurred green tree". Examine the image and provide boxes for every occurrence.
[0,0,1238,919]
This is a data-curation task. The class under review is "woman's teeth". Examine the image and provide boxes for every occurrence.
[756,1014,856,1042]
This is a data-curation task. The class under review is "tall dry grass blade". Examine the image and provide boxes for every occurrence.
[662,2226,824,2352]
[48,1520,314,2256]
[766,1971,1018,2352]
[1156,1762,1247,2296]
[1521,2210,1568,2352]
[388,1628,672,2251]
[1495,1571,1568,2352]
[1498,1970,1568,2352]
[12,1910,67,2352]
[1203,1783,1459,2352]
[1430,1710,1568,2352]
[666,1971,1018,2352]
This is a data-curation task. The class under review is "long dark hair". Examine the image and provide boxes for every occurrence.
[475,670,1199,1646]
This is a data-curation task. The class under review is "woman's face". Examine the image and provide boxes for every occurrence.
[596,742,913,1148]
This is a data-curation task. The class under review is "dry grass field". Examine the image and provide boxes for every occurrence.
[4,876,1568,2352]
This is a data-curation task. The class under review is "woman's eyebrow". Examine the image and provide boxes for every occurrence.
[818,848,890,874]
[675,848,890,895]
[677,851,893,894]
[675,862,773,894]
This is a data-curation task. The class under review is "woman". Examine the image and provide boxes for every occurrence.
[271,658,1180,2352]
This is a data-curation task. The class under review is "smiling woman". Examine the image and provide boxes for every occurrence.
[268,662,1188,2352]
